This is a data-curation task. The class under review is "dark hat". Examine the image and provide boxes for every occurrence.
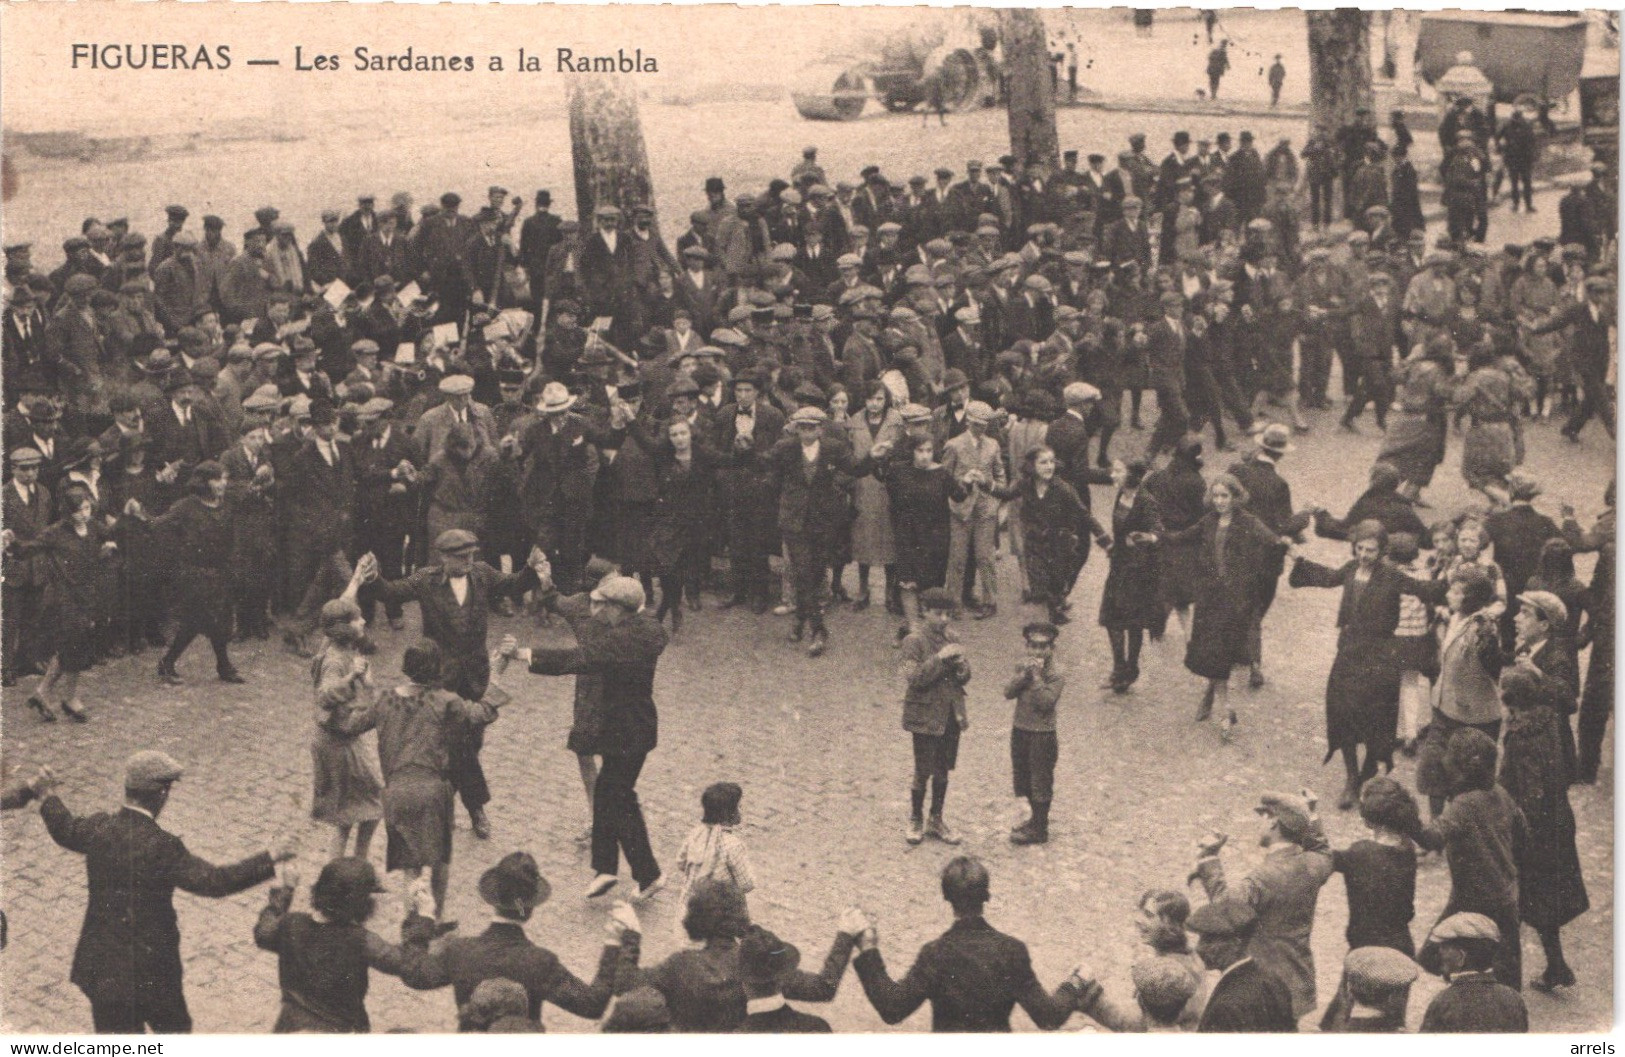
[473,206,501,224]
[1172,130,1190,147]
[477,851,551,914]
[496,369,528,388]
[535,190,552,206]
[188,459,225,485]
[553,299,581,317]
[253,206,280,225]
[941,368,970,392]
[1187,898,1256,938]
[440,192,462,209]
[704,176,725,194]
[313,856,388,906]
[308,398,339,426]
[59,436,103,470]
[160,368,198,394]
[165,204,189,220]
[24,396,61,422]
[202,214,224,230]
[739,924,802,984]
[919,587,957,611]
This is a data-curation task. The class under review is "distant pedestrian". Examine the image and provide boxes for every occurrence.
[1206,42,1230,101]
[1267,56,1286,108]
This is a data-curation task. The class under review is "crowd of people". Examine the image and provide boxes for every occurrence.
[0,102,1615,1033]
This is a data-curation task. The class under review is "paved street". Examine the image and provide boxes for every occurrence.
[3,186,1614,1036]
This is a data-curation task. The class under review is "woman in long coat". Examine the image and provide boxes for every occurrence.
[1165,473,1286,742]
[649,417,719,636]
[1498,666,1588,993]
[1142,435,1207,640]
[883,433,959,634]
[1289,520,1447,809]
[26,484,109,723]
[1099,458,1163,693]
[844,382,904,612]
[1377,335,1456,501]
[1015,446,1101,626]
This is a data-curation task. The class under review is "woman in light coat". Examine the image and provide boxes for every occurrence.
[844,382,904,612]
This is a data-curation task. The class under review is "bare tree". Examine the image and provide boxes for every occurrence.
[998,9,1059,168]
[567,76,661,236]
[1307,10,1374,133]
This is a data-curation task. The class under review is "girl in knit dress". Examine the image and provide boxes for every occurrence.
[674,782,755,938]
[310,592,383,860]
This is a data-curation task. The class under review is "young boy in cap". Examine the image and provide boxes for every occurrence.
[1418,912,1528,1032]
[898,587,971,845]
[1006,621,1065,845]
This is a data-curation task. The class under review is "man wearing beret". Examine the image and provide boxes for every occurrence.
[35,752,294,1032]
[1418,913,1528,1032]
[1192,792,1333,1021]
[358,533,547,840]
[1187,897,1297,1031]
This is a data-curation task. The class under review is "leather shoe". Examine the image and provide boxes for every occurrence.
[217,668,246,684]
[158,662,185,686]
[585,874,618,898]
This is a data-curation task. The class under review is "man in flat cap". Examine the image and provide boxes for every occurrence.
[44,273,104,417]
[279,398,356,657]
[1529,273,1616,442]
[219,228,275,326]
[351,391,420,629]
[1187,897,1297,1031]
[151,231,207,336]
[579,203,636,345]
[2,446,52,685]
[1418,913,1528,1032]
[148,205,190,276]
[415,193,477,324]
[34,752,293,1032]
[1322,946,1418,1032]
[1191,791,1333,1021]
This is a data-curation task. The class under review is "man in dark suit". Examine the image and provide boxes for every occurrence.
[1341,271,1402,432]
[356,211,414,291]
[37,751,291,1032]
[740,924,833,1032]
[399,851,640,1026]
[1486,470,1560,639]
[351,398,419,628]
[1145,292,1192,458]
[1228,424,1304,687]
[1418,913,1529,1032]
[1531,276,1616,442]
[338,194,380,264]
[1045,381,1113,580]
[2,282,53,397]
[1101,197,1152,273]
[282,400,357,656]
[1188,898,1297,1032]
[579,205,636,344]
[2,446,52,685]
[853,856,1084,1031]
[518,190,562,310]
[146,371,229,482]
[715,371,786,612]
[305,209,350,289]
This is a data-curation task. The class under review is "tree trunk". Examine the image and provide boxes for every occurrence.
[998,9,1059,169]
[1307,10,1374,133]
[567,76,661,239]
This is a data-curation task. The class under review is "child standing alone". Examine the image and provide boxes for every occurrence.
[675,782,755,932]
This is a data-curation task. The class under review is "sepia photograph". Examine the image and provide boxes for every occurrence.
[0,1,1617,1037]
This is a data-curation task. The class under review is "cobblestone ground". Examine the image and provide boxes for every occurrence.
[2,194,1615,1035]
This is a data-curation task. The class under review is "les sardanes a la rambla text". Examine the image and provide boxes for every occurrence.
[68,43,656,74]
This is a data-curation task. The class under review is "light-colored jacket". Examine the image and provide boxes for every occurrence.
[1196,839,1334,1018]
[941,429,1006,522]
